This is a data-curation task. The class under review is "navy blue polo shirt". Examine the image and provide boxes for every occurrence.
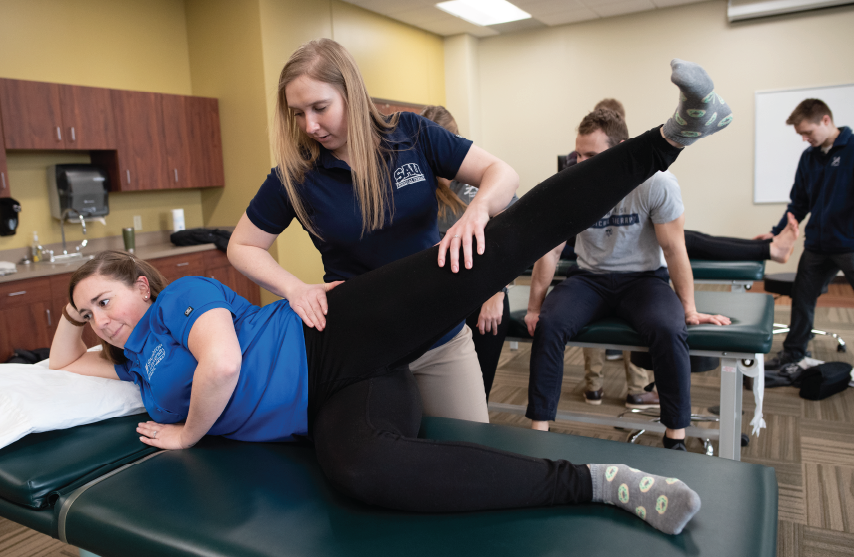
[115,277,309,442]
[247,111,474,346]
[772,126,854,253]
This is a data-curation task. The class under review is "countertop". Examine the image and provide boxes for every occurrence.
[0,231,222,284]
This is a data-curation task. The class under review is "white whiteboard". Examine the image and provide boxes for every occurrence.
[754,83,854,203]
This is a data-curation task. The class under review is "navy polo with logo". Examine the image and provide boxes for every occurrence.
[247,112,474,346]
[116,276,309,442]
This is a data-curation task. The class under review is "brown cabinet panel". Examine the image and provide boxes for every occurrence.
[59,84,116,150]
[186,97,224,187]
[161,94,192,188]
[111,90,167,191]
[152,252,206,282]
[0,78,64,149]
[0,113,7,198]
[0,276,52,311]
[48,272,99,347]
[0,302,53,359]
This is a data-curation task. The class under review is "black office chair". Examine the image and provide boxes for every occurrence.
[763,272,846,353]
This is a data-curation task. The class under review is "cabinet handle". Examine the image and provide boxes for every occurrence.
[56,127,62,141]
[176,262,189,267]
[126,169,131,185]
[1,172,5,190]
[174,168,178,183]
[7,291,26,297]
[46,309,52,326]
[70,127,76,142]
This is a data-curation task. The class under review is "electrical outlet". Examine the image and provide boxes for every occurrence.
[133,216,143,231]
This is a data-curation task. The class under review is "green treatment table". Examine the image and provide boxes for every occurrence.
[0,414,777,557]
[501,287,775,461]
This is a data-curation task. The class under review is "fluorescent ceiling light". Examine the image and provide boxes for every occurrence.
[436,0,531,26]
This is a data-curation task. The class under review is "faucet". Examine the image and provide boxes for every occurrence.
[54,209,88,262]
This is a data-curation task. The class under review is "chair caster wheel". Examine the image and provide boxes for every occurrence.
[837,345,847,353]
[741,433,750,447]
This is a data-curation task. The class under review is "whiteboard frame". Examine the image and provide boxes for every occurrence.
[753,82,854,204]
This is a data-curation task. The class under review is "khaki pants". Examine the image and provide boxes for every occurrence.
[409,325,490,423]
[583,348,650,395]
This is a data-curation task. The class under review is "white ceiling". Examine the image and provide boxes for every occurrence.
[341,0,711,37]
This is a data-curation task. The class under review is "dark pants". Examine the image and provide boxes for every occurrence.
[684,230,771,261]
[527,267,691,429]
[466,293,510,401]
[301,127,681,512]
[783,249,854,359]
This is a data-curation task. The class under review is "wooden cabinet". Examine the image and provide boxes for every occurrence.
[161,94,224,189]
[0,107,8,198]
[0,249,260,360]
[0,79,116,151]
[58,85,117,150]
[108,90,168,191]
[0,277,54,361]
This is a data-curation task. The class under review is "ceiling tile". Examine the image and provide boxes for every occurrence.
[522,0,590,17]
[391,5,451,26]
[343,0,425,16]
[651,0,707,7]
[416,15,500,37]
[591,0,656,18]
[536,7,599,25]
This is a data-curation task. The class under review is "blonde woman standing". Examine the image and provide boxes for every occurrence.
[228,39,519,422]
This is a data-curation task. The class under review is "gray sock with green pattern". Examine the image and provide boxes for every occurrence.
[589,464,701,535]
[663,59,732,146]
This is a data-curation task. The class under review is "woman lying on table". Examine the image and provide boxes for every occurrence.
[49,58,733,536]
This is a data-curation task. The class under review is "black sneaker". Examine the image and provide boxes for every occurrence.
[605,349,623,361]
[584,388,604,405]
[662,434,687,451]
[765,351,800,371]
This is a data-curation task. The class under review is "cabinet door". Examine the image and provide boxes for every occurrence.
[206,263,261,307]
[0,302,53,357]
[0,78,64,149]
[111,90,167,191]
[186,96,224,188]
[152,252,206,283]
[0,106,8,197]
[161,94,192,188]
[49,273,100,347]
[59,84,116,150]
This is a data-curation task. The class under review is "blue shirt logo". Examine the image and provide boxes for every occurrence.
[394,163,426,189]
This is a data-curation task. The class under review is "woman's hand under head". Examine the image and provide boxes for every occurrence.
[72,274,152,349]
[286,75,350,163]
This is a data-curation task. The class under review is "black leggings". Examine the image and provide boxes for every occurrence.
[302,127,682,512]
[684,230,771,261]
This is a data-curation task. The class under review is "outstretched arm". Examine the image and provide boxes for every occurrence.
[524,241,566,336]
[49,303,118,379]
[656,216,730,326]
[136,308,242,450]
[438,145,519,273]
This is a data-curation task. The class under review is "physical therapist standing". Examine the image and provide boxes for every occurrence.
[228,39,518,422]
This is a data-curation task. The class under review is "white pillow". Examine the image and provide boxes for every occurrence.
[0,347,145,450]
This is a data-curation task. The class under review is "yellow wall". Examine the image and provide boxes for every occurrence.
[469,0,854,273]
[0,0,204,250]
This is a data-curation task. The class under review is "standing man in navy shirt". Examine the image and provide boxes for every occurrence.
[228,39,518,423]
[759,99,854,370]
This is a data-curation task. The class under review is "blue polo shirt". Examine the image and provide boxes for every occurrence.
[772,126,854,253]
[247,111,474,346]
[115,277,309,442]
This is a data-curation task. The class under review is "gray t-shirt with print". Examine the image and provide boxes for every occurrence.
[576,170,684,273]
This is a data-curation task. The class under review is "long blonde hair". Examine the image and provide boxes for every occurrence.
[419,105,467,220]
[273,38,399,238]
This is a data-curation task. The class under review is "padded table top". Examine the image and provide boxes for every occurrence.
[507,288,774,354]
[60,418,778,557]
[520,259,766,281]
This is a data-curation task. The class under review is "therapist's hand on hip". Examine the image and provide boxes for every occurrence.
[290,280,344,331]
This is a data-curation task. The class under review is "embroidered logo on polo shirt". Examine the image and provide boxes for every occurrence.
[831,156,841,167]
[185,306,193,316]
[394,163,426,189]
[145,344,166,380]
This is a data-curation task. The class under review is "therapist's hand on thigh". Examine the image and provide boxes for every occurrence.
[290,281,344,331]
[438,203,489,273]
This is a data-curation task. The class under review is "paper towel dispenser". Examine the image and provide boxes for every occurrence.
[48,164,109,220]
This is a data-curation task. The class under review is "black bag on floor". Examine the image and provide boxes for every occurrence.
[6,347,51,364]
[798,362,852,401]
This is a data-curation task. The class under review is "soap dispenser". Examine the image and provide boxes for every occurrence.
[31,231,42,263]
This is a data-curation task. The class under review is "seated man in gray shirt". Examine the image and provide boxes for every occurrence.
[524,108,730,450]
